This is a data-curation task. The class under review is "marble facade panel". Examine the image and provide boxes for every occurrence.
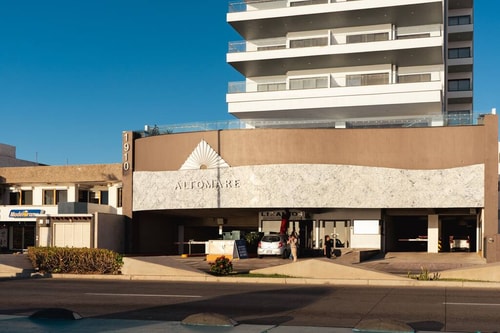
[133,164,484,211]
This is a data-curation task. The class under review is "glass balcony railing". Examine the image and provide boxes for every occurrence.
[228,72,441,94]
[141,111,487,136]
[229,0,359,13]
[228,25,442,53]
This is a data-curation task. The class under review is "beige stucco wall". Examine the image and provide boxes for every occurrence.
[123,115,499,260]
[132,124,490,172]
[0,164,122,184]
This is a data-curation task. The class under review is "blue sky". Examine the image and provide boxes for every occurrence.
[0,1,498,165]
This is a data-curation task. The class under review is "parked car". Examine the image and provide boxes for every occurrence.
[449,235,470,252]
[257,234,290,259]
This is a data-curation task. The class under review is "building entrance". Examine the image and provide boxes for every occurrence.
[9,224,35,251]
[441,216,477,252]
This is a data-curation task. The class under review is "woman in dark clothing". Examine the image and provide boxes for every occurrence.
[324,235,334,258]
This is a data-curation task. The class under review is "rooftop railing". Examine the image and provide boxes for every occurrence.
[140,112,487,137]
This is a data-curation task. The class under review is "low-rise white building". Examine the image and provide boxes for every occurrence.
[0,163,124,252]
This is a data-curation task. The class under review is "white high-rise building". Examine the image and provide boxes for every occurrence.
[226,0,473,127]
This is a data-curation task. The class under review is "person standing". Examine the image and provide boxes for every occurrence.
[288,233,298,262]
[324,235,334,259]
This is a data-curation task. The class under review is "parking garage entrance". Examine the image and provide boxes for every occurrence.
[385,212,478,253]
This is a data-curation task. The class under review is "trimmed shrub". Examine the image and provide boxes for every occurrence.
[27,247,123,275]
[208,255,233,276]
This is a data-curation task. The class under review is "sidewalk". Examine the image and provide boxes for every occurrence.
[2,251,500,288]
[0,252,495,333]
[0,314,460,333]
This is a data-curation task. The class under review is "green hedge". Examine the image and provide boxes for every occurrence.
[27,247,123,275]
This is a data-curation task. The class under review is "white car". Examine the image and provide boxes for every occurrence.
[257,234,290,259]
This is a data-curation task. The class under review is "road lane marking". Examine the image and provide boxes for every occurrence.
[444,302,500,306]
[85,293,202,298]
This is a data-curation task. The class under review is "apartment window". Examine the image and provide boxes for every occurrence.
[397,33,431,40]
[9,190,33,205]
[21,190,33,205]
[448,47,471,59]
[347,73,389,86]
[79,189,108,205]
[257,44,286,51]
[290,0,328,7]
[89,191,100,204]
[78,189,89,203]
[257,82,286,92]
[448,79,471,91]
[43,189,67,205]
[290,37,328,48]
[448,15,471,26]
[9,192,19,205]
[290,76,328,90]
[101,191,109,205]
[398,74,432,83]
[448,110,472,125]
[346,32,389,44]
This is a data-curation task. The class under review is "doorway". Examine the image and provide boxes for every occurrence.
[11,224,35,251]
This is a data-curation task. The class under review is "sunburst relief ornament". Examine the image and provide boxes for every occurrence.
[180,140,230,170]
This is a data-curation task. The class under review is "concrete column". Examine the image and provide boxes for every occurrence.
[314,220,320,249]
[428,214,439,253]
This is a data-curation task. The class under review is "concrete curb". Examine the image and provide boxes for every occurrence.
[45,273,500,288]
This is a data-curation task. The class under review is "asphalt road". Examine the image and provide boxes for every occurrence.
[0,278,499,332]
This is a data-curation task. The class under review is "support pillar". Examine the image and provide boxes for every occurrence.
[428,214,439,253]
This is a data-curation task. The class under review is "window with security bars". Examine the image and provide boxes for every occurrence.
[347,73,389,86]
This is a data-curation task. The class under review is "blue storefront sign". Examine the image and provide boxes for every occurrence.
[9,209,44,218]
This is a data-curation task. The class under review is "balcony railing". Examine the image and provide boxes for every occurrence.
[141,111,488,137]
[228,72,441,94]
[228,25,442,53]
[229,0,360,13]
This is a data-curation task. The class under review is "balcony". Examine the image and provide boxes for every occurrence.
[229,24,442,53]
[228,0,443,40]
[227,72,444,120]
[229,0,441,13]
[228,25,443,76]
[448,21,473,43]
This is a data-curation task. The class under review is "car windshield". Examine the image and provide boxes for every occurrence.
[262,236,281,242]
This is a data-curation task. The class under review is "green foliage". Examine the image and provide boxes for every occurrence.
[407,266,440,281]
[244,232,262,246]
[27,247,123,275]
[208,255,233,276]
[244,232,263,254]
